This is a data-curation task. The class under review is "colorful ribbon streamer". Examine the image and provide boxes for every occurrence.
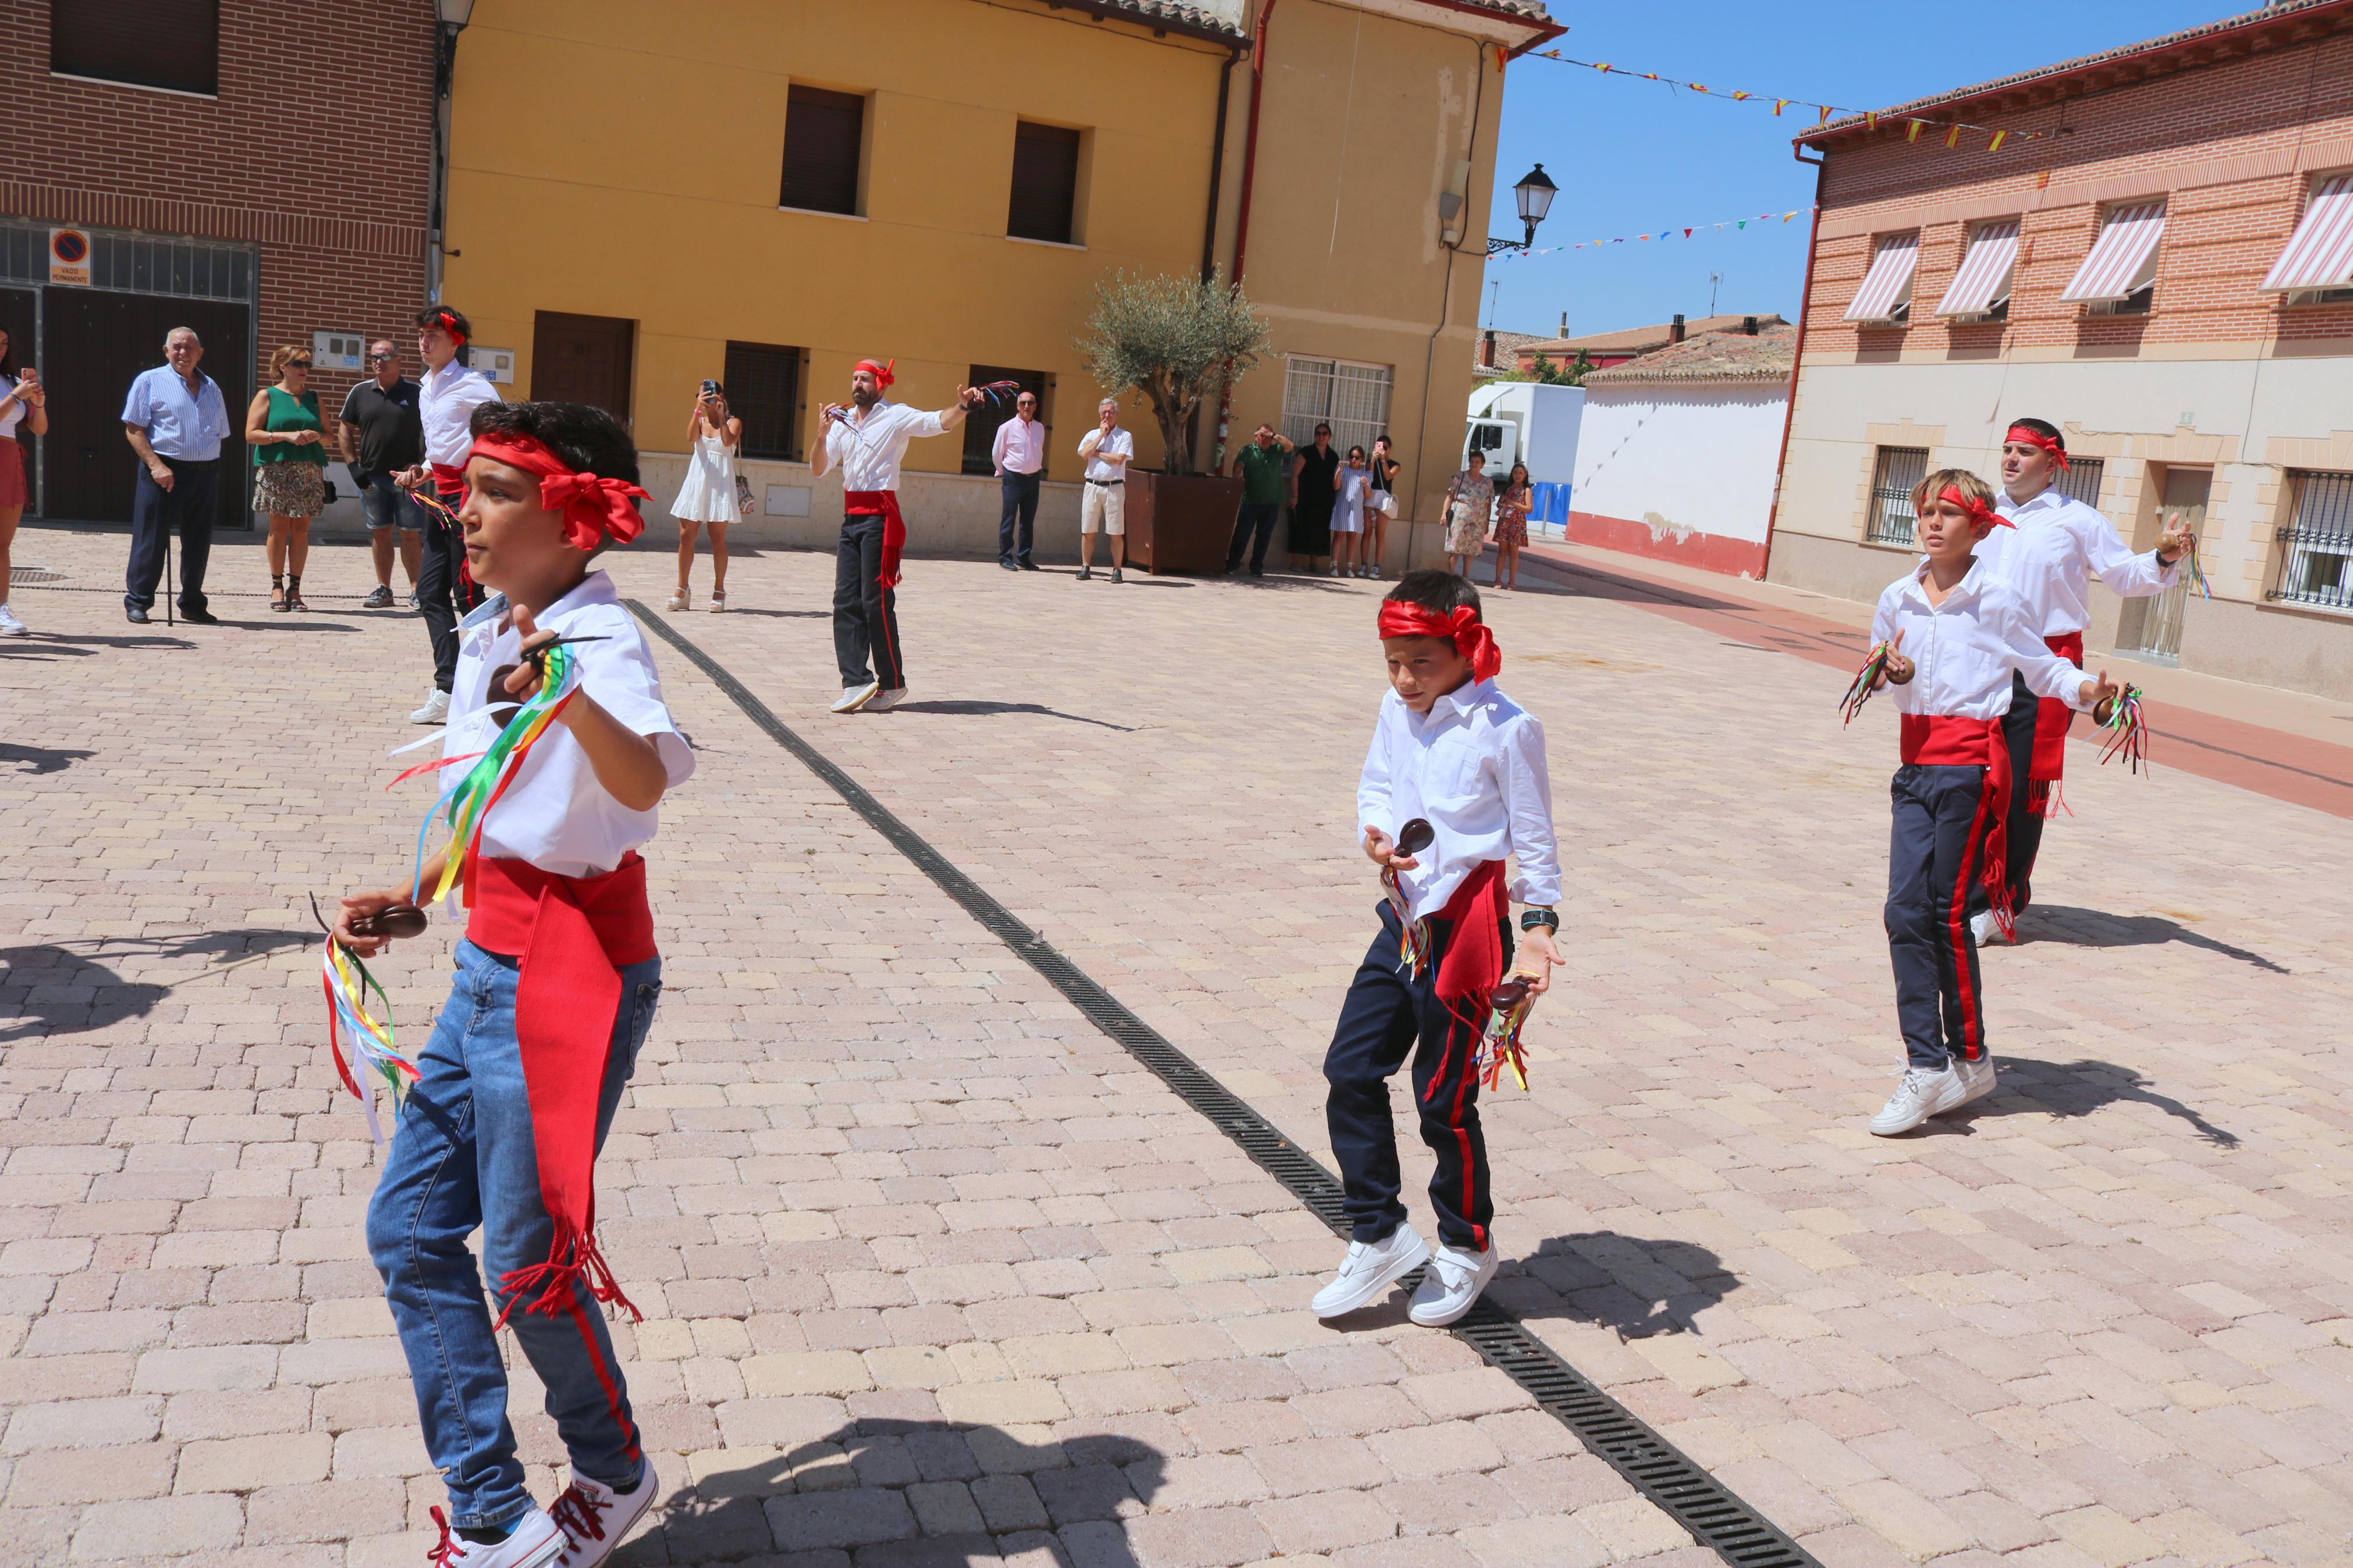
[1840,642,1893,726]
[2097,685,2152,774]
[313,901,420,1146]
[973,380,1025,406]
[1476,974,1538,1091]
[2184,538,2214,602]
[410,642,581,906]
[1380,867,1431,980]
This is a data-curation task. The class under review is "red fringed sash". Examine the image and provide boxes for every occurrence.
[1432,860,1509,1011]
[468,854,656,1328]
[844,490,908,590]
[2028,631,2084,817]
[1902,713,2014,934]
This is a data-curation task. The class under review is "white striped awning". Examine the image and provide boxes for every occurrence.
[2061,201,2166,303]
[2260,174,2353,292]
[1935,220,2020,317]
[1844,232,1919,322]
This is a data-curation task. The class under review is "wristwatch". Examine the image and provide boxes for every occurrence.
[1520,908,1559,933]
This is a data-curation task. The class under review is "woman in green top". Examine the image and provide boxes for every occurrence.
[247,344,329,611]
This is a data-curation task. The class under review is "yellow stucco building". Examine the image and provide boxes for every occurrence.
[439,0,1558,560]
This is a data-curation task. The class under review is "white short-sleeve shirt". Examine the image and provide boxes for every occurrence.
[442,570,695,879]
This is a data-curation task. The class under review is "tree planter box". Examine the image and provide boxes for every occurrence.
[1122,472,1244,575]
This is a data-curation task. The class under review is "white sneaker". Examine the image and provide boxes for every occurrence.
[1311,1225,1429,1318]
[865,686,907,713]
[1954,1055,1997,1108]
[829,681,880,714]
[0,605,25,637]
[550,1459,660,1568]
[1870,1064,1966,1136]
[427,1506,564,1568]
[1408,1243,1499,1327]
[1969,909,2006,946]
[409,689,450,725]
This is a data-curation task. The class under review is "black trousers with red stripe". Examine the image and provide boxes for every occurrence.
[833,510,906,689]
[1325,901,1509,1252]
[1886,763,1994,1071]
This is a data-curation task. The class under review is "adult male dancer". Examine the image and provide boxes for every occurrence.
[1973,417,2191,941]
[398,306,501,725]
[811,358,979,714]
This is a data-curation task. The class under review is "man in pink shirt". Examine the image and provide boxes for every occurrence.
[992,389,1046,572]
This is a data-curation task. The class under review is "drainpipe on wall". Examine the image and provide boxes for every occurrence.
[1759,146,1826,584]
[1186,40,1246,469]
[1208,0,1277,475]
[427,1,477,304]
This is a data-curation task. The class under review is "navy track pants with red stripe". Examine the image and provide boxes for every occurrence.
[834,510,906,690]
[1886,763,1995,1071]
[1324,900,1509,1253]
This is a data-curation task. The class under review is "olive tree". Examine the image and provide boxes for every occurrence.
[1078,271,1271,475]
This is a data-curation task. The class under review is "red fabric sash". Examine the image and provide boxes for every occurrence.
[431,462,467,492]
[2028,631,2084,812]
[467,853,656,1327]
[1430,859,1509,1009]
[1901,714,2013,929]
[844,489,908,590]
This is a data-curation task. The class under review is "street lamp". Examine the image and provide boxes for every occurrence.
[1488,163,1558,255]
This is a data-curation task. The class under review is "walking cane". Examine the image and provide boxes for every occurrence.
[163,529,173,628]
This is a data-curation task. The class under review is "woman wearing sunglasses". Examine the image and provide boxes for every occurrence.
[249,345,331,610]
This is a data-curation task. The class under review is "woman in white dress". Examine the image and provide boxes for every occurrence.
[1328,445,1369,578]
[669,382,742,611]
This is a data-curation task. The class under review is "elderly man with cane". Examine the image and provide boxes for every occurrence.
[121,327,232,625]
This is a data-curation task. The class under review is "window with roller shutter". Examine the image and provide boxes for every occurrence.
[51,0,218,96]
[1007,123,1083,245]
[781,86,864,216]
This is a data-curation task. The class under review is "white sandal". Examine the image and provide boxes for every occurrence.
[667,589,690,611]
[709,589,726,613]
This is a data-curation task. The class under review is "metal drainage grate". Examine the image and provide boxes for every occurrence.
[628,602,1819,1568]
[10,566,67,585]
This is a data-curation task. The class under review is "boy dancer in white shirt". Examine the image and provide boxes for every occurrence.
[338,400,695,1568]
[1859,469,2117,1136]
[1315,570,1563,1327]
[810,357,981,713]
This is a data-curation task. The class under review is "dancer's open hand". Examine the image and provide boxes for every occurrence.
[1517,929,1563,993]
[2158,515,2196,564]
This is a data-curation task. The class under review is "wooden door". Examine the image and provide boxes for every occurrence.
[531,312,634,425]
[42,291,249,525]
[0,288,35,514]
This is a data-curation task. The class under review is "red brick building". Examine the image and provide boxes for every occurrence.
[0,0,437,524]
[1772,0,2353,701]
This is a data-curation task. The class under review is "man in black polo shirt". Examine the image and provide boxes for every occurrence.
[336,339,426,609]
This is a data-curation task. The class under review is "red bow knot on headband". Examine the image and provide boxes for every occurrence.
[434,310,467,347]
[1939,484,2013,532]
[854,357,896,392]
[2005,424,2069,472]
[1376,600,1503,682]
[468,433,650,552]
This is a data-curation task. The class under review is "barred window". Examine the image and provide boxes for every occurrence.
[1280,355,1392,458]
[2271,470,2353,611]
[1865,446,1929,546]
[724,341,804,462]
[2054,457,2106,511]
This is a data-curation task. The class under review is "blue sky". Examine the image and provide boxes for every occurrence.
[1482,1,2235,340]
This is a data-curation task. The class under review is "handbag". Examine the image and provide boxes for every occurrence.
[734,471,755,517]
[1376,490,1397,518]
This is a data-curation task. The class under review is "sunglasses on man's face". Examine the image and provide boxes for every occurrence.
[370,353,398,363]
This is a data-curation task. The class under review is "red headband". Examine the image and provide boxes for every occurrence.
[855,357,896,392]
[1937,483,2013,533]
[1376,601,1502,682]
[2005,424,2068,472]
[468,433,649,553]
[433,310,467,347]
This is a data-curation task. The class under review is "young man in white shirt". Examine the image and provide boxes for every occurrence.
[396,305,503,725]
[991,389,1046,572]
[810,357,980,713]
[1076,398,1135,583]
[1317,570,1563,1329]
[1859,469,2117,1136]
[1974,418,2189,940]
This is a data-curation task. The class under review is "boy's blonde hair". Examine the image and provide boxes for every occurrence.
[1910,467,1997,529]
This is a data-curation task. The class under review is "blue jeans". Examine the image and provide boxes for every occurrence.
[359,468,423,532]
[367,939,663,1529]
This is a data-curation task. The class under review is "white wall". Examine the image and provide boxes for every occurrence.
[1571,383,1788,546]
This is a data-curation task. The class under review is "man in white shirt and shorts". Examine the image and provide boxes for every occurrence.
[1077,399,1134,584]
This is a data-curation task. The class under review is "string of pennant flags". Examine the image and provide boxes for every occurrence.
[1527,50,2045,154]
[1497,206,1815,261]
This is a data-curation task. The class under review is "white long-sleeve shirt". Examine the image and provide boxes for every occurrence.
[814,400,948,493]
[1078,425,1134,482]
[1869,558,2093,721]
[1981,485,2178,639]
[1355,680,1561,922]
[992,414,1046,476]
[418,358,501,470]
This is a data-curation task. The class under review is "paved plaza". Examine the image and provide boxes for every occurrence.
[3,528,2351,1568]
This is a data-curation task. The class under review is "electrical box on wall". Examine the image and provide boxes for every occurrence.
[314,331,365,370]
[470,346,517,385]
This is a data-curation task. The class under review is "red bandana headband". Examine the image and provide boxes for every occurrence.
[855,357,896,392]
[469,433,650,553]
[433,310,467,347]
[1376,601,1502,682]
[2005,424,2069,473]
[1938,483,2013,533]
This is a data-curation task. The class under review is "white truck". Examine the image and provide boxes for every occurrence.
[1463,380,1583,530]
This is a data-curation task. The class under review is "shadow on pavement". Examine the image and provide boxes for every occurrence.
[631,1418,1165,1566]
[0,928,314,1043]
[1953,1055,2241,1147]
[1,742,96,775]
[703,607,826,619]
[8,632,193,651]
[885,700,1137,733]
[2019,904,2290,975]
[1503,1232,1742,1341]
